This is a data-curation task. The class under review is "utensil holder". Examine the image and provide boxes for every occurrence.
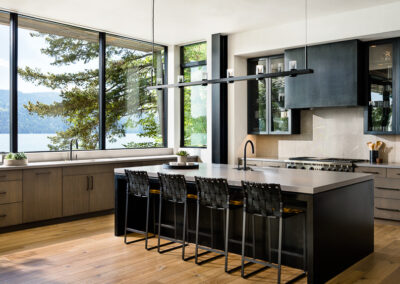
[369,150,379,164]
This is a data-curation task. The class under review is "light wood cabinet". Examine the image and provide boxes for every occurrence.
[0,180,22,205]
[62,167,115,216]
[23,168,62,223]
[90,172,115,212]
[63,175,91,216]
[0,203,22,227]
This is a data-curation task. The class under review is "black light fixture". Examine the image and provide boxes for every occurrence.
[147,0,313,91]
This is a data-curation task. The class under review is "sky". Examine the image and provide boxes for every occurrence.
[0,22,97,94]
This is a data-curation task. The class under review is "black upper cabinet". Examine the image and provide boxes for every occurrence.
[248,55,300,135]
[285,40,365,109]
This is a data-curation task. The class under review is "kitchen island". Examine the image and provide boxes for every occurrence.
[114,163,374,284]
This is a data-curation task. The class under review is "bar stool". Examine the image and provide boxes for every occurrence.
[124,170,158,250]
[241,181,307,283]
[157,173,191,258]
[194,177,246,272]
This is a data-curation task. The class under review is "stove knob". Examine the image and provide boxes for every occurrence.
[321,167,326,171]
[338,167,343,172]
[309,167,314,170]
[301,166,306,170]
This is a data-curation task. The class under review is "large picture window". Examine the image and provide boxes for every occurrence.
[0,13,9,152]
[18,16,99,151]
[181,42,207,147]
[105,36,165,149]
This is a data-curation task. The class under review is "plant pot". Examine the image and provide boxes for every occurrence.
[3,159,28,166]
[177,156,187,163]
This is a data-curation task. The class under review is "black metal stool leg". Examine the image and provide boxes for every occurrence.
[157,195,162,252]
[182,200,187,260]
[210,207,214,249]
[124,189,129,244]
[195,200,200,264]
[252,215,256,259]
[241,209,246,278]
[277,216,283,284]
[268,217,272,261]
[224,207,230,272]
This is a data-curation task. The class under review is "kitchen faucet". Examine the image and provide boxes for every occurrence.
[243,140,254,171]
[69,139,78,161]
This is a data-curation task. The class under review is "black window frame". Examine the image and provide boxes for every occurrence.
[180,42,207,148]
[4,11,168,153]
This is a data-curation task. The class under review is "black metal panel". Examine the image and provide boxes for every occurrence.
[99,32,106,150]
[285,40,363,109]
[212,34,228,164]
[162,46,168,147]
[9,13,18,153]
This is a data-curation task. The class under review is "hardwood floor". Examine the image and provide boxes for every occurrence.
[0,215,398,283]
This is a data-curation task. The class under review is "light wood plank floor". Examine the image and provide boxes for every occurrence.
[0,215,398,283]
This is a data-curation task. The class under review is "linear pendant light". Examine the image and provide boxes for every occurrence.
[147,0,313,91]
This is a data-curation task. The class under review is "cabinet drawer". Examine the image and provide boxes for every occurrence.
[375,178,400,199]
[63,164,113,176]
[375,197,400,211]
[241,160,264,167]
[0,180,22,204]
[0,170,22,181]
[0,203,22,227]
[387,168,400,179]
[355,167,386,178]
[263,162,286,169]
[375,207,400,221]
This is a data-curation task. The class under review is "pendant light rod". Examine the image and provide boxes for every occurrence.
[151,0,155,85]
[147,68,313,90]
[305,0,308,69]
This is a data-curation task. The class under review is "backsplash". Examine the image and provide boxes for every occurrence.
[256,107,400,163]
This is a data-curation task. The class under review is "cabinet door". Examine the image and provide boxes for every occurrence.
[285,40,362,109]
[364,40,396,134]
[89,172,115,212]
[63,175,90,216]
[23,168,62,223]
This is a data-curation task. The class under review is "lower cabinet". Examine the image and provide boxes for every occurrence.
[63,167,114,216]
[23,168,62,223]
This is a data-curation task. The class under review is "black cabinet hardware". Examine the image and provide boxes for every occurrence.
[0,192,6,195]
[362,171,379,174]
[376,207,400,212]
[35,171,51,175]
[0,214,6,218]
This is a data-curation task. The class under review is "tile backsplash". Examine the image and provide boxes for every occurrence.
[256,107,399,163]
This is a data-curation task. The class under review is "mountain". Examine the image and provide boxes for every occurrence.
[0,90,67,134]
[0,90,144,134]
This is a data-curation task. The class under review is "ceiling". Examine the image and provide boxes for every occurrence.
[0,0,398,45]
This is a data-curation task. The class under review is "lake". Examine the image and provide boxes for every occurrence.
[0,133,154,152]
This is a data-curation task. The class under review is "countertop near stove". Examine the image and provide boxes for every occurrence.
[114,163,373,195]
[355,162,400,169]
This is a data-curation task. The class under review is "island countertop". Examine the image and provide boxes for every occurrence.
[114,163,373,194]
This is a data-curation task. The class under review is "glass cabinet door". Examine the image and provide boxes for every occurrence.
[269,57,289,133]
[367,42,394,132]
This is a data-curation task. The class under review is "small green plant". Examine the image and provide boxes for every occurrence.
[176,150,188,157]
[4,152,27,160]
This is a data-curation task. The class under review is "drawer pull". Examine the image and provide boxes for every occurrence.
[376,207,400,213]
[0,175,6,178]
[36,171,51,175]
[0,214,6,218]
[267,165,281,168]
[376,187,400,191]
[0,191,6,195]
[363,171,379,174]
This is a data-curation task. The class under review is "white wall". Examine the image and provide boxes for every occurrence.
[227,0,400,164]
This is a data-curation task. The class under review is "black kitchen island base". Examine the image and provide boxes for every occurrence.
[114,170,374,284]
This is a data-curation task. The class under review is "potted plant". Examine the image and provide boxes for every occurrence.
[176,150,189,163]
[3,152,28,166]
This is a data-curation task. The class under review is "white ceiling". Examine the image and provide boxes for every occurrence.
[0,0,398,45]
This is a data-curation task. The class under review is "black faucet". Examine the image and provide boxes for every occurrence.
[243,140,254,171]
[69,139,78,161]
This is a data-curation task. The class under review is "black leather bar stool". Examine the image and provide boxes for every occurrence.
[241,181,307,283]
[124,170,159,250]
[157,173,193,258]
[194,177,246,272]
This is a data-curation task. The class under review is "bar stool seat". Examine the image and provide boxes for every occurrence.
[149,189,161,194]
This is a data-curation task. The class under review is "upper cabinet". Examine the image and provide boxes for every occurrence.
[248,55,300,135]
[285,40,365,109]
[364,39,398,134]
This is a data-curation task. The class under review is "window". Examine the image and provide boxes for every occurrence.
[0,12,9,152]
[18,16,99,151]
[181,42,207,147]
[105,36,165,149]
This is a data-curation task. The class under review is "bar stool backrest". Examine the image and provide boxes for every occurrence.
[125,170,150,197]
[241,181,282,217]
[158,173,187,203]
[195,177,229,209]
